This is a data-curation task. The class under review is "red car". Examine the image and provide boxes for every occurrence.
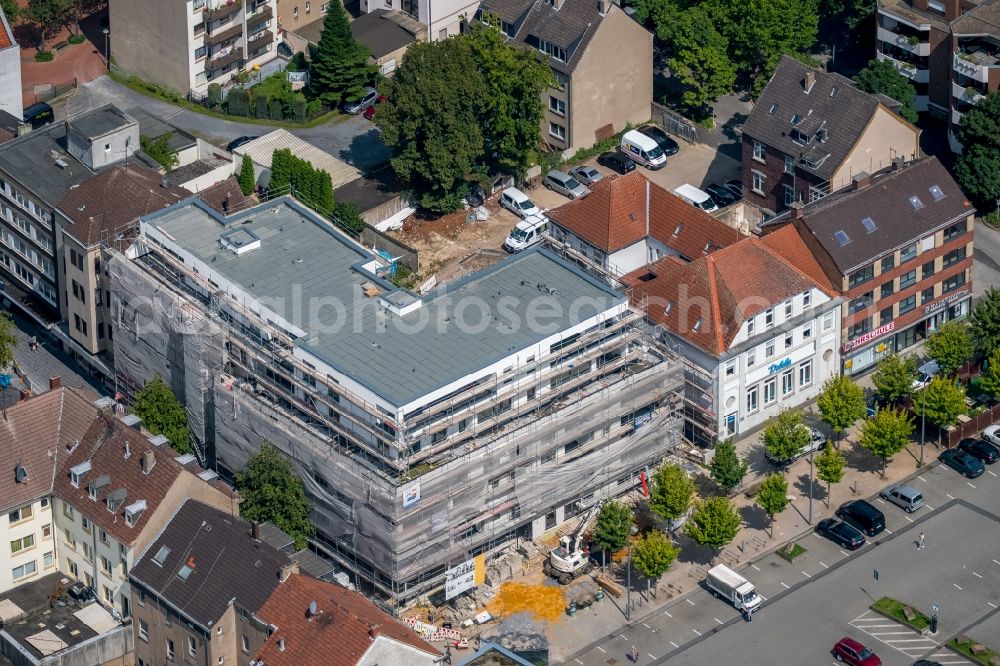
[833,637,881,666]
[363,95,387,120]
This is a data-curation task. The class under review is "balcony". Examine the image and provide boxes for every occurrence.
[207,22,243,45]
[247,29,272,49]
[246,5,272,29]
[877,52,929,83]
[953,53,993,84]
[952,81,985,105]
[877,27,930,56]
[206,1,243,22]
[209,46,243,71]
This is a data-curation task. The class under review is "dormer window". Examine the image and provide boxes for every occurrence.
[791,129,809,145]
[106,488,128,513]
[536,39,567,63]
[70,461,92,488]
[88,474,110,500]
[124,500,147,527]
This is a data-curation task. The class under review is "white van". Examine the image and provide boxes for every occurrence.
[620,129,666,170]
[500,187,541,219]
[673,183,718,213]
[503,214,549,253]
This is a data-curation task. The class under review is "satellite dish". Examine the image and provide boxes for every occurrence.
[308,600,318,617]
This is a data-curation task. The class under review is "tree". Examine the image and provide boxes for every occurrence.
[648,462,696,523]
[235,442,314,550]
[859,407,913,477]
[1,0,18,21]
[955,93,1000,208]
[0,311,16,371]
[27,0,74,46]
[656,4,737,112]
[925,320,973,377]
[631,530,680,600]
[755,473,789,538]
[979,348,1000,398]
[709,439,748,493]
[685,497,741,550]
[762,409,810,467]
[308,2,374,105]
[816,375,866,444]
[238,154,256,196]
[872,354,918,404]
[592,500,632,555]
[131,376,191,454]
[970,287,1000,355]
[331,200,365,234]
[852,58,918,123]
[139,135,179,172]
[917,377,966,443]
[227,88,250,116]
[814,443,846,507]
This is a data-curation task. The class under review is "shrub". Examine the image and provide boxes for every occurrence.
[34,50,54,62]
[293,94,307,122]
[287,51,308,72]
[306,98,323,116]
[269,97,284,121]
[67,34,86,45]
[207,83,222,107]
[227,88,249,116]
[254,93,269,119]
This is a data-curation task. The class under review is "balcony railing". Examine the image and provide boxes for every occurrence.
[953,53,990,83]
[952,81,985,104]
[209,46,243,71]
[206,1,243,22]
[207,22,243,45]
[247,5,272,28]
[877,52,927,82]
[247,28,272,48]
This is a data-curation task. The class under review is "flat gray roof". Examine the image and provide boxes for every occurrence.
[127,106,197,152]
[69,105,135,139]
[143,198,624,407]
[0,124,95,205]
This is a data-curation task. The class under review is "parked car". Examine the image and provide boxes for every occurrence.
[723,179,743,199]
[23,102,54,129]
[465,182,485,208]
[957,437,999,464]
[865,393,890,418]
[833,637,882,666]
[637,124,680,156]
[705,183,738,208]
[499,187,541,219]
[543,170,590,199]
[569,165,603,186]
[344,87,379,114]
[764,425,827,467]
[879,484,924,513]
[816,518,865,550]
[227,136,259,152]
[597,150,636,174]
[836,499,885,537]
[983,425,1000,447]
[939,449,986,478]
[363,95,387,120]
[912,359,940,391]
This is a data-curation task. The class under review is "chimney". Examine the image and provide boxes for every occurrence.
[552,0,565,9]
[223,195,230,214]
[19,388,31,402]
[891,156,904,172]
[124,440,131,459]
[597,0,607,13]
[142,450,155,474]
[251,523,261,540]
[851,172,871,191]
[803,71,816,93]
[49,376,61,390]
[788,201,804,220]
[279,561,299,582]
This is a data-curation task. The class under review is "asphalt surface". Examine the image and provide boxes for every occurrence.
[566,458,1000,666]
[54,76,390,171]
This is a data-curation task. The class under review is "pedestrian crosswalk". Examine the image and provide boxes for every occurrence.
[848,611,972,664]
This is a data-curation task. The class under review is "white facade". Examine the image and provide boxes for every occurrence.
[359,0,477,39]
[2,497,57,593]
[0,8,21,121]
[715,287,841,438]
[551,226,679,277]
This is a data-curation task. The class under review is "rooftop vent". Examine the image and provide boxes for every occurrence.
[929,185,945,201]
[220,227,262,255]
[307,601,318,620]
[14,463,28,483]
[637,271,657,282]
[54,159,68,169]
[142,450,156,475]
[834,230,851,246]
[769,103,778,115]
[909,195,925,210]
[673,223,683,236]
[861,217,877,234]
[791,113,802,125]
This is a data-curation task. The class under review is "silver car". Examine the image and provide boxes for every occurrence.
[569,165,603,186]
[344,87,378,114]
[879,484,924,513]
[544,170,590,199]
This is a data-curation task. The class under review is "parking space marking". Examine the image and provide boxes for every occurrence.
[925,505,934,511]
[840,550,850,556]
[664,611,673,617]
[918,475,928,483]
[692,628,702,636]
[875,498,885,504]
[648,654,656,660]
[989,602,997,609]
[575,659,583,664]
[990,471,997,478]
[967,482,977,489]
[947,493,957,499]
[751,564,760,571]
[758,594,768,601]
[812,533,823,539]
[619,634,628,641]
[801,570,811,578]
[780,582,790,589]
[714,617,724,625]
[850,613,944,659]
[973,572,983,578]
[884,528,893,534]
[993,559,1000,566]
[818,561,829,568]
[596,646,606,653]
[904,515,914,522]
[685,599,696,606]
[954,583,964,590]
[670,641,679,648]
[642,623,652,629]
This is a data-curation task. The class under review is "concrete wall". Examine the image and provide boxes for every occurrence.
[834,107,920,191]
[176,163,236,193]
[67,125,140,171]
[0,41,22,120]
[57,229,100,355]
[0,624,134,666]
[110,0,192,93]
[567,6,652,151]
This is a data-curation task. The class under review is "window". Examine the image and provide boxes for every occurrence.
[881,255,895,273]
[848,317,872,338]
[12,560,36,580]
[188,636,198,657]
[922,260,936,279]
[747,349,756,367]
[849,291,873,313]
[942,247,966,268]
[549,96,565,115]
[784,333,793,349]
[747,317,755,335]
[242,635,250,654]
[69,560,78,578]
[783,184,795,206]
[880,305,894,324]
[98,322,105,340]
[82,542,92,562]
[784,301,792,317]
[802,291,811,307]
[43,551,54,568]
[10,534,35,553]
[809,186,826,202]
[40,498,48,510]
[751,170,766,194]
[783,155,794,173]
[64,529,75,549]
[765,340,775,357]
[725,361,736,377]
[99,528,109,544]
[63,502,74,519]
[746,386,759,413]
[537,39,567,62]
[82,516,91,530]
[305,0,311,11]
[101,555,112,575]
[922,286,935,303]
[548,122,566,141]
[799,360,813,387]
[166,638,175,660]
[823,312,834,331]
[898,294,917,315]
[293,5,298,18]
[765,308,774,327]
[802,324,812,339]
[138,619,149,642]
[8,505,32,524]
[943,271,966,293]
[431,430,446,444]
[753,141,766,162]
[439,28,447,39]
[900,243,917,263]
[194,45,206,59]
[42,523,51,538]
[764,378,776,404]
[781,370,794,396]
[848,265,874,288]
[899,269,917,289]
[943,220,966,242]
[103,585,112,602]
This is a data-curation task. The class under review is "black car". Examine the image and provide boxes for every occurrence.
[836,499,885,537]
[816,518,865,550]
[227,136,259,152]
[940,449,986,478]
[957,437,1000,464]
[723,179,743,199]
[637,125,680,156]
[705,183,737,208]
[597,150,636,174]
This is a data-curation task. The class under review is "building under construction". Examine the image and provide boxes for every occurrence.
[108,196,683,606]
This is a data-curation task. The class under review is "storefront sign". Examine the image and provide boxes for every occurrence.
[445,559,476,600]
[768,358,792,375]
[843,321,895,353]
[922,289,970,315]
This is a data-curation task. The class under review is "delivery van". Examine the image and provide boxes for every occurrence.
[705,564,762,612]
[673,183,719,213]
[620,129,666,170]
[503,214,549,253]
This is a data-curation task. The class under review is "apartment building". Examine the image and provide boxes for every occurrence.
[741,56,921,214]
[761,157,974,376]
[624,235,841,444]
[356,0,475,40]
[877,0,1000,149]
[276,0,332,32]
[108,195,682,605]
[129,499,293,666]
[476,0,652,152]
[0,6,21,121]
[0,385,98,594]
[110,0,278,98]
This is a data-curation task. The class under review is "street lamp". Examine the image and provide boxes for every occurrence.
[102,28,110,70]
[808,441,816,525]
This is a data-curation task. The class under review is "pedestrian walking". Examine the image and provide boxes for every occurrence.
[29,336,37,353]
[918,532,925,549]
[630,645,639,663]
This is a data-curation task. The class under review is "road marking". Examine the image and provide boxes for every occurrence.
[947,493,956,499]
[954,583,964,590]
[990,470,998,478]
[857,624,904,629]
[812,533,823,539]
[870,631,920,636]
[620,634,628,641]
[973,572,983,578]
[993,559,1000,566]
[642,623,652,629]
[884,528,893,534]
[575,659,583,664]
[840,550,850,556]
[904,515,913,522]
[648,654,656,660]
[875,498,885,504]
[685,599,696,606]
[664,611,673,617]
[801,570,811,578]
[918,475,928,483]
[692,628,702,636]
[781,581,790,589]
[714,617,724,625]
[967,482,977,489]
[751,564,761,571]
[925,505,934,511]
[819,561,829,569]
[670,641,679,648]
[989,602,998,609]
[596,646,606,653]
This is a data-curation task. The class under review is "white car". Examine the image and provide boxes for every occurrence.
[499,187,541,219]
[983,425,1000,447]
[911,359,939,391]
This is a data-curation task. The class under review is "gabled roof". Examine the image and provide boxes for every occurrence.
[952,1,1000,35]
[771,157,972,274]
[0,388,99,513]
[742,56,892,180]
[758,223,837,293]
[546,171,744,258]
[196,177,254,215]
[129,499,290,630]
[0,5,15,51]
[255,573,439,666]
[624,236,827,357]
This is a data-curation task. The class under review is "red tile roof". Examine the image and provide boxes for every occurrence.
[197,177,254,215]
[546,171,744,258]
[624,236,829,357]
[759,224,838,295]
[0,388,99,513]
[0,7,13,50]
[255,574,439,666]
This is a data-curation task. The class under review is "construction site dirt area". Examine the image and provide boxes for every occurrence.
[486,582,568,624]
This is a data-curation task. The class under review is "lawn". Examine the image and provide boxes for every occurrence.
[949,637,999,665]
[871,597,931,631]
[777,542,806,562]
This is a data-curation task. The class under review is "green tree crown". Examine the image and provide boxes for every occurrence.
[859,407,914,476]
[817,375,866,436]
[755,473,789,537]
[979,348,1000,398]
[970,288,1000,355]
[308,3,375,105]
[631,530,680,579]
[872,354,917,404]
[685,497,740,549]
[815,442,846,491]
[592,500,633,553]
[648,463,696,522]
[238,154,256,196]
[0,311,17,371]
[852,58,919,123]
[710,439,749,493]
[955,94,1000,207]
[924,320,973,376]
[762,409,810,466]
[917,376,967,429]
[131,376,191,454]
[235,442,315,550]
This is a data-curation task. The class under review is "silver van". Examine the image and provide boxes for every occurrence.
[879,484,924,513]
[543,170,590,199]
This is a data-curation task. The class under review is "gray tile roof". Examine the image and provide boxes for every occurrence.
[68,105,136,140]
[126,107,198,152]
[878,0,951,32]
[779,157,973,273]
[741,56,882,181]
[129,499,291,630]
[0,124,95,205]
[952,1,1000,35]
[349,9,418,58]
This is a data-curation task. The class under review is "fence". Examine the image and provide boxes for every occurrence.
[31,78,78,104]
[651,102,700,144]
[360,225,419,273]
